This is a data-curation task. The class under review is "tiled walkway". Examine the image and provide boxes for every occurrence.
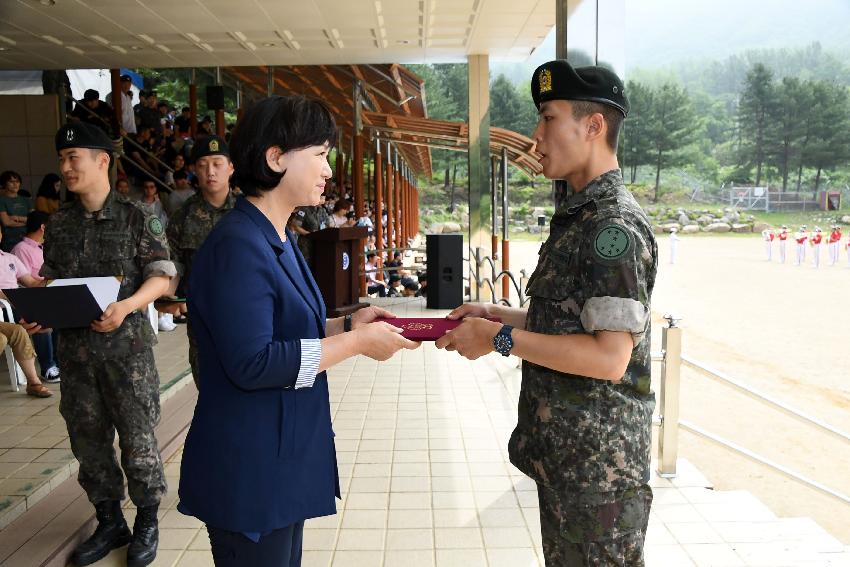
[0,325,191,531]
[83,298,849,567]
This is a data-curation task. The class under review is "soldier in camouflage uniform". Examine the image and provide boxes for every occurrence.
[164,135,234,388]
[41,123,176,567]
[293,194,330,263]
[437,61,657,566]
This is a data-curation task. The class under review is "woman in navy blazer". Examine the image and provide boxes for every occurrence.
[178,96,419,567]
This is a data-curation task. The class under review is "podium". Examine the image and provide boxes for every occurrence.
[303,226,369,317]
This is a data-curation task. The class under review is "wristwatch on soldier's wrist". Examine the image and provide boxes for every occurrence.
[344,314,353,332]
[493,324,514,357]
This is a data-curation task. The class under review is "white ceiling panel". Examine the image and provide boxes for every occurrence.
[0,0,553,68]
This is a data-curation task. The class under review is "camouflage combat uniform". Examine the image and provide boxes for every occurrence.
[294,205,329,264]
[41,190,176,507]
[166,190,235,387]
[509,169,658,566]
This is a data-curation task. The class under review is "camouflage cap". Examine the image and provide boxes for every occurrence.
[531,59,629,117]
[190,135,229,163]
[55,122,113,153]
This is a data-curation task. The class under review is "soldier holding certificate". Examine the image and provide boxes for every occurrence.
[437,61,658,566]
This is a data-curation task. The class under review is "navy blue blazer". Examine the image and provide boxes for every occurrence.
[178,197,339,533]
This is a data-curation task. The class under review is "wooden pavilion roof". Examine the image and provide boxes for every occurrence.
[362,112,542,177]
[225,63,432,178]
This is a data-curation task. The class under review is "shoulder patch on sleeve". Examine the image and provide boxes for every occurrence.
[146,216,164,237]
[593,223,632,261]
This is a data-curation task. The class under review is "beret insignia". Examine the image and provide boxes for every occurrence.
[209,140,219,152]
[539,68,553,94]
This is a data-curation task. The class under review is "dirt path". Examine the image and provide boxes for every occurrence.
[504,235,850,542]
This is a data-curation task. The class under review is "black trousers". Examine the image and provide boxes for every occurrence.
[207,522,304,567]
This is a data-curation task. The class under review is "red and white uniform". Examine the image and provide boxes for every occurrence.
[846,234,850,266]
[810,229,823,268]
[795,228,808,265]
[828,228,842,265]
[778,228,788,263]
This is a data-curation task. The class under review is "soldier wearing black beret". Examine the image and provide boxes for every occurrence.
[165,133,234,388]
[38,122,176,566]
[437,60,658,566]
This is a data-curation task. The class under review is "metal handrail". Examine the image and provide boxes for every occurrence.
[681,355,850,445]
[467,246,529,307]
[655,316,850,506]
[680,420,850,506]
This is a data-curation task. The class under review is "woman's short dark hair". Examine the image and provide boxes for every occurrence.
[332,199,351,214]
[37,173,61,199]
[230,95,337,197]
[0,170,22,187]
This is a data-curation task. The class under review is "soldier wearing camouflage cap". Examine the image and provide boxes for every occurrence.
[437,60,657,566]
[39,122,176,566]
[164,135,234,388]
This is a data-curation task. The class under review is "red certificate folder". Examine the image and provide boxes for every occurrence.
[374,317,500,341]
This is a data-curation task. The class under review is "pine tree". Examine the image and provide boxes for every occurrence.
[647,83,698,202]
[622,80,655,183]
[737,64,778,186]
[771,77,810,191]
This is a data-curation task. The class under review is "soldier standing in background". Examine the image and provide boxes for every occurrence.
[669,226,680,264]
[437,60,657,566]
[761,228,774,261]
[38,123,175,567]
[164,135,234,389]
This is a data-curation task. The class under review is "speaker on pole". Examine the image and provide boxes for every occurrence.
[206,86,225,111]
[426,234,463,310]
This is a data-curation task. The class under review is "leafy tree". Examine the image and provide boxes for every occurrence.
[803,81,850,190]
[771,77,810,191]
[622,80,655,183]
[737,63,778,186]
[647,83,698,201]
[490,74,524,132]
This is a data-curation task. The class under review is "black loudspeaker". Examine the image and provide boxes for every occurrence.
[206,85,225,110]
[426,234,463,310]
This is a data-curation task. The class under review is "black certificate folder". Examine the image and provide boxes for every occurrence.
[3,285,104,329]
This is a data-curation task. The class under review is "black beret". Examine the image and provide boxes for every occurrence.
[55,123,113,153]
[190,135,229,163]
[531,60,629,117]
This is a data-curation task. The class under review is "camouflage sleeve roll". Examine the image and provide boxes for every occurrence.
[137,212,176,280]
[577,217,653,346]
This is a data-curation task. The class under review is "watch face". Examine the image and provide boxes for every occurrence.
[494,333,511,354]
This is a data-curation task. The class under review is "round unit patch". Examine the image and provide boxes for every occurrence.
[593,225,631,261]
[146,216,164,237]
[342,252,350,271]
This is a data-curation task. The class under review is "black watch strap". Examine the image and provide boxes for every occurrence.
[344,314,353,332]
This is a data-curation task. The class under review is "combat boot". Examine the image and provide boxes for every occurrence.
[70,500,132,566]
[127,504,159,567]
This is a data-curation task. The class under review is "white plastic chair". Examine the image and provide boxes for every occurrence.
[0,299,26,392]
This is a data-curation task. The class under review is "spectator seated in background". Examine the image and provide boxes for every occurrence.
[35,173,62,215]
[164,154,187,188]
[174,107,192,138]
[0,170,33,252]
[365,252,387,297]
[11,211,60,383]
[329,198,356,228]
[137,90,163,140]
[115,177,132,198]
[166,170,194,216]
[70,89,115,137]
[125,126,161,179]
[0,322,53,398]
[138,180,168,227]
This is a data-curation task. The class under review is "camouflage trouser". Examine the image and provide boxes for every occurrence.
[59,348,167,507]
[186,318,199,390]
[537,483,653,567]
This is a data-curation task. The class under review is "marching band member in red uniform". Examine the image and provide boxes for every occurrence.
[778,225,788,264]
[810,227,823,268]
[795,225,808,266]
[761,228,774,261]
